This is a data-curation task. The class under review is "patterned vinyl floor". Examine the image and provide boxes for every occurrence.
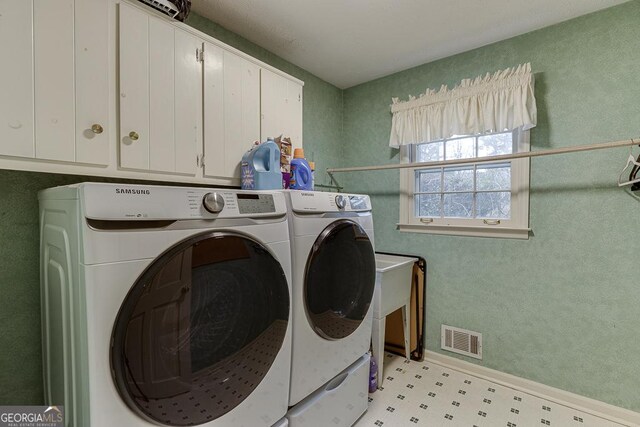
[354,353,628,427]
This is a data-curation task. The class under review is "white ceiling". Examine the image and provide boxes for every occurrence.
[191,0,627,89]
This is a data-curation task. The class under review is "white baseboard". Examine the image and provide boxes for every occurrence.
[425,350,640,427]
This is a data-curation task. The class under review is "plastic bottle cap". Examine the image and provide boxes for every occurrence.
[309,161,315,170]
[293,148,305,159]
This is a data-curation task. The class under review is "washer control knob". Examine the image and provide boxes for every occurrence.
[335,195,347,209]
[203,192,225,213]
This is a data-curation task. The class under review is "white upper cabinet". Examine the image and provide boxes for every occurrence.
[148,17,175,173]
[173,29,203,175]
[119,3,203,176]
[75,0,110,165]
[286,80,304,150]
[261,68,303,151]
[202,42,225,178]
[0,0,302,184]
[203,47,261,179]
[0,0,109,164]
[119,3,151,170]
[34,0,75,162]
[0,0,34,158]
[260,69,287,142]
[223,51,261,178]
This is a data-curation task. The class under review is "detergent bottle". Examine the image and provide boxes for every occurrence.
[289,148,313,190]
[308,161,315,191]
[241,139,282,190]
[369,352,378,393]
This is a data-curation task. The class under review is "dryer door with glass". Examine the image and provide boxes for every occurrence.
[110,231,289,426]
[304,219,375,340]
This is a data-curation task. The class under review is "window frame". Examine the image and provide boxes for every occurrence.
[398,129,531,239]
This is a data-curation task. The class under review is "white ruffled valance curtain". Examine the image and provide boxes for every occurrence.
[389,63,537,148]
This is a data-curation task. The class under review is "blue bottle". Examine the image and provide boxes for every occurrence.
[241,139,282,190]
[289,148,313,190]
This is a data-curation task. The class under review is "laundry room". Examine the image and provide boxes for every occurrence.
[1,0,640,426]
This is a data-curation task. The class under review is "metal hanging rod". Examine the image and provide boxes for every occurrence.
[326,137,639,174]
[315,183,344,191]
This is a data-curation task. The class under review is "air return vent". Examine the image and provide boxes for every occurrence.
[138,0,180,18]
[441,325,482,359]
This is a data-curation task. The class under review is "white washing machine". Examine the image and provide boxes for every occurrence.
[284,191,375,419]
[39,183,292,427]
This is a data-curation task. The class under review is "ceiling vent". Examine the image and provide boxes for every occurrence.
[441,324,482,360]
[137,0,180,19]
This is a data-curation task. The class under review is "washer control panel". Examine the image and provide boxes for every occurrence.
[237,193,276,214]
[289,191,371,213]
[188,191,277,217]
[81,183,285,220]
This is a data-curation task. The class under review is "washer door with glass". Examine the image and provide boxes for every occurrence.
[110,231,289,426]
[304,219,375,340]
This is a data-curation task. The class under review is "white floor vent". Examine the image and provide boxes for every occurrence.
[441,325,482,359]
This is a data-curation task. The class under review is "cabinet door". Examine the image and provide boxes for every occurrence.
[0,0,34,158]
[223,52,260,178]
[173,29,202,175]
[75,0,110,165]
[148,17,175,173]
[242,62,261,156]
[120,6,201,176]
[261,69,303,150]
[202,42,225,178]
[260,69,287,142]
[148,18,202,176]
[286,80,303,149]
[34,0,75,161]
[119,3,150,170]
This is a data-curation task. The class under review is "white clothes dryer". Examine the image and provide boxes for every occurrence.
[39,183,292,427]
[284,191,375,407]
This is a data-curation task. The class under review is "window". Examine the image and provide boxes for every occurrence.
[399,129,530,239]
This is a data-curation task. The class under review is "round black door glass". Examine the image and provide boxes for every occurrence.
[110,232,289,426]
[304,219,375,340]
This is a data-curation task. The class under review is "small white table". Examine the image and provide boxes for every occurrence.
[371,254,418,387]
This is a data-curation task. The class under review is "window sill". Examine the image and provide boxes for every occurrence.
[397,223,531,239]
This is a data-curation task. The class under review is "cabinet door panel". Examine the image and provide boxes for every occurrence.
[174,29,202,176]
[223,53,260,178]
[34,0,75,161]
[242,61,261,153]
[119,3,150,170]
[203,42,225,178]
[222,52,243,178]
[0,0,34,158]
[261,69,303,150]
[260,69,286,142]
[148,18,175,173]
[75,0,109,165]
[286,80,303,149]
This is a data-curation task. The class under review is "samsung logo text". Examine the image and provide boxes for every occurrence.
[115,188,151,195]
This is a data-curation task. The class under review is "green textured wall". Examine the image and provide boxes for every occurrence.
[341,1,640,411]
[0,12,343,405]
